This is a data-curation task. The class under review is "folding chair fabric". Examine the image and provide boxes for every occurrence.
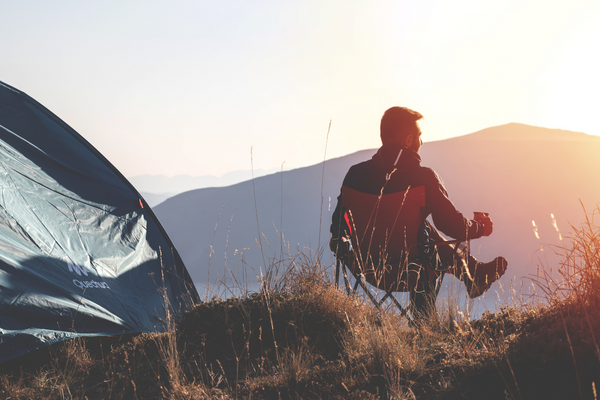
[340,185,434,292]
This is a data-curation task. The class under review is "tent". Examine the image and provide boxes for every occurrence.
[0,80,199,363]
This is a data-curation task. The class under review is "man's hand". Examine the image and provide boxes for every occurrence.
[474,212,494,236]
[481,218,493,236]
[330,236,353,257]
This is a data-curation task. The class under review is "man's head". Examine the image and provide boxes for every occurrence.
[380,106,423,152]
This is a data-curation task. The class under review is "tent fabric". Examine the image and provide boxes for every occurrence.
[0,81,199,363]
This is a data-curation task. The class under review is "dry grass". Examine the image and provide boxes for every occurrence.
[3,205,600,399]
[533,203,600,302]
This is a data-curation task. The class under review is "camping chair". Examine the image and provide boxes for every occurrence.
[333,185,463,321]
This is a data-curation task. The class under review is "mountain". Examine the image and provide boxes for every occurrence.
[130,169,279,206]
[153,123,600,295]
[139,191,176,207]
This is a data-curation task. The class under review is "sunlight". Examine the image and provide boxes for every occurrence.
[540,22,600,137]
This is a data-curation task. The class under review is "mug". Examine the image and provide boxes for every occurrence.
[473,212,489,220]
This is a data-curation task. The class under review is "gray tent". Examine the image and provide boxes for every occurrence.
[0,80,199,363]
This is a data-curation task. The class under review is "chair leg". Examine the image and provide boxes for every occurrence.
[341,264,352,296]
[434,270,445,297]
[379,290,411,320]
[352,279,360,293]
[349,270,380,308]
[388,295,411,320]
[378,290,394,307]
[336,260,412,323]
[335,259,341,289]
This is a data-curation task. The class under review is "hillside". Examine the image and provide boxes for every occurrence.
[154,123,600,303]
[2,208,600,399]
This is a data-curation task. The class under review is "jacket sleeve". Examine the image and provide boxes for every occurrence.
[330,192,344,239]
[330,169,354,240]
[423,168,485,241]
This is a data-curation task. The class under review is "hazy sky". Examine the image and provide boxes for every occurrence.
[2,1,599,178]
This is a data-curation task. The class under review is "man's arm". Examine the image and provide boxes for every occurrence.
[330,192,344,240]
[330,166,360,240]
[423,168,487,241]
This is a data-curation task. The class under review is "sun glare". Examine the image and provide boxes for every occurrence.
[540,22,600,136]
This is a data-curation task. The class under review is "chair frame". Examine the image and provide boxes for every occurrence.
[333,185,464,320]
[334,239,461,319]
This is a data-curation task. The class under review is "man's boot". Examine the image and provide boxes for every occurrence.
[463,256,508,299]
[437,242,508,299]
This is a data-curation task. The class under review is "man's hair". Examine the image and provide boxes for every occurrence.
[380,107,423,145]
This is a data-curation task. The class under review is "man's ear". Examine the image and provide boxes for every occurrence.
[404,134,414,148]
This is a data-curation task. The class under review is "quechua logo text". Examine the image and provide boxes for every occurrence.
[66,257,110,290]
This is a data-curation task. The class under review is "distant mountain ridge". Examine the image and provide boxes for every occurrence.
[130,169,280,193]
[130,168,280,206]
[459,123,600,142]
[153,123,600,301]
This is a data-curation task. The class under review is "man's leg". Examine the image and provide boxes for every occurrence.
[409,276,438,323]
[409,222,443,323]
[426,223,508,299]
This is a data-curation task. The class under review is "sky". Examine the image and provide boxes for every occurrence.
[2,0,599,178]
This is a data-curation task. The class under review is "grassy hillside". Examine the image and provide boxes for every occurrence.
[2,205,599,399]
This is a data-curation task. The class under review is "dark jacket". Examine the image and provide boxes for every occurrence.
[330,143,485,241]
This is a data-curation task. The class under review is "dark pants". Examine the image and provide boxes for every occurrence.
[409,222,476,323]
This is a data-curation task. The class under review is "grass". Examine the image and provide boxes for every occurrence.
[2,205,600,399]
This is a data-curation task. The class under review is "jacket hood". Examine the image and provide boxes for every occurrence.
[371,143,421,174]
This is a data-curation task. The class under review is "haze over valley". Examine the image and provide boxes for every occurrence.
[130,168,279,207]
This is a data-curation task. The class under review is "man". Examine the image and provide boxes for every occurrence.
[330,106,507,320]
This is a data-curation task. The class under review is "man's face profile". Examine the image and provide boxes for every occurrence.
[405,122,423,153]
